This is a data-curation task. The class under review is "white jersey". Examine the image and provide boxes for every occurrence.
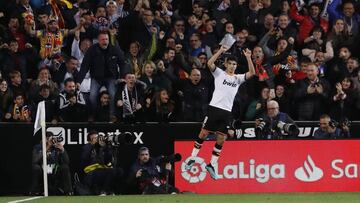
[209,67,246,112]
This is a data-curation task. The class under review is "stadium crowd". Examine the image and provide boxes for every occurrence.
[0,0,360,123]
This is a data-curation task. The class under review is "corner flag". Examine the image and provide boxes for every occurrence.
[34,101,46,135]
[33,100,49,196]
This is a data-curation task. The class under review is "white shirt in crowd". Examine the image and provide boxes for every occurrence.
[71,38,91,93]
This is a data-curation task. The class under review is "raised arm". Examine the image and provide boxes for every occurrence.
[290,2,305,23]
[207,45,228,72]
[243,48,255,80]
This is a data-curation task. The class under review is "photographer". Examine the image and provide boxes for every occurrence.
[255,100,298,139]
[80,130,117,195]
[314,114,350,139]
[128,147,179,194]
[30,132,72,195]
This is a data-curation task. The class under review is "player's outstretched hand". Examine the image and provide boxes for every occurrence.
[243,48,252,58]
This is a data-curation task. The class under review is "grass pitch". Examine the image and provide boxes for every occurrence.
[2,193,360,203]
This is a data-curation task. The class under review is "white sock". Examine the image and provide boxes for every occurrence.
[210,155,219,166]
[191,148,200,157]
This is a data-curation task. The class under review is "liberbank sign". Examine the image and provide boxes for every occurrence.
[174,140,360,193]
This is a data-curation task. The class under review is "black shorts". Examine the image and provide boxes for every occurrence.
[202,106,232,134]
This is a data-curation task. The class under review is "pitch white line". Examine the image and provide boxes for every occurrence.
[8,196,44,203]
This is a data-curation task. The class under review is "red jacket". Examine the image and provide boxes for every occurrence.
[290,3,328,43]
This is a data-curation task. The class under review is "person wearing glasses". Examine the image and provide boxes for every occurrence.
[255,100,299,140]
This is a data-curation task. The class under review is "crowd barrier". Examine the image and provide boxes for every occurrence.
[0,121,359,195]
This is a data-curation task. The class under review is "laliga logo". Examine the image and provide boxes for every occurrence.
[181,157,207,183]
[295,155,323,182]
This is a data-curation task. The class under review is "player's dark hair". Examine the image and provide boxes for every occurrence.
[226,55,238,63]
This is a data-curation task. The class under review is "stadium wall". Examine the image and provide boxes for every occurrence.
[0,122,359,195]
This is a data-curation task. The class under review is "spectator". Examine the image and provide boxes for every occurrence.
[131,8,159,48]
[345,57,359,77]
[267,14,297,48]
[274,84,291,114]
[139,60,161,92]
[92,5,110,32]
[29,67,59,102]
[8,70,27,98]
[330,76,360,120]
[4,16,28,51]
[30,132,72,195]
[199,19,218,49]
[35,8,50,30]
[58,90,88,122]
[94,90,111,122]
[0,79,13,120]
[145,88,176,122]
[54,78,86,122]
[245,86,271,120]
[53,56,79,90]
[4,93,32,122]
[188,33,211,58]
[78,11,98,41]
[170,19,187,46]
[25,17,81,59]
[154,59,173,93]
[212,0,232,36]
[257,13,275,39]
[114,73,146,123]
[178,68,209,122]
[124,41,143,79]
[186,14,201,37]
[231,0,262,34]
[327,18,354,53]
[327,0,360,36]
[303,27,326,53]
[231,31,251,67]
[192,2,205,19]
[195,52,213,85]
[294,63,330,120]
[302,27,334,65]
[352,65,360,90]
[0,39,29,82]
[32,84,56,122]
[71,30,92,104]
[290,2,328,44]
[327,45,352,84]
[77,31,125,122]
[106,0,120,25]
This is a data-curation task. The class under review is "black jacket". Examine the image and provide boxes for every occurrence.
[77,43,126,83]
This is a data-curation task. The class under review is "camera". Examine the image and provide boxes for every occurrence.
[277,121,300,137]
[51,136,64,145]
[98,132,134,147]
[329,118,351,129]
[255,118,267,134]
[140,168,151,178]
[159,153,182,163]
